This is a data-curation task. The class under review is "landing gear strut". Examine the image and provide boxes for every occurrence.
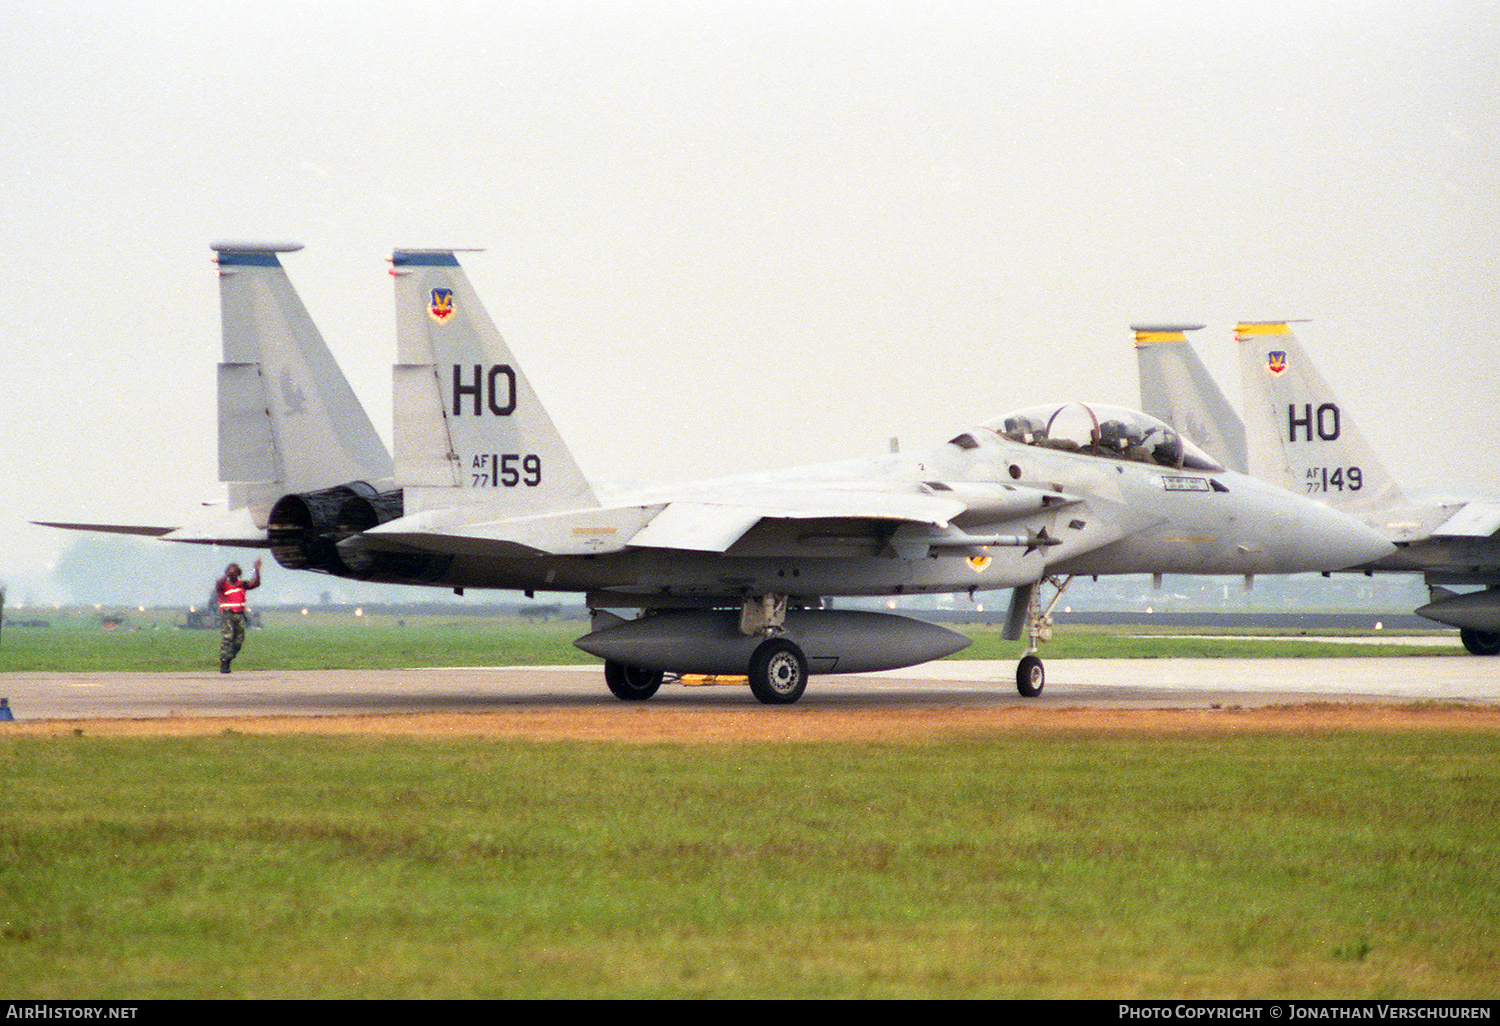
[1014,575,1074,698]
[742,594,809,705]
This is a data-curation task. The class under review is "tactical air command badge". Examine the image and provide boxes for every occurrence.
[1266,350,1287,376]
[428,288,455,323]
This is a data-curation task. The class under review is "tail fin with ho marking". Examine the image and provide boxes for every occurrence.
[1235,321,1404,510]
[214,242,392,523]
[389,249,597,517]
[1132,323,1247,474]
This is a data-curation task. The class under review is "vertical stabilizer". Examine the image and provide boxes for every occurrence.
[1235,321,1403,509]
[214,243,393,522]
[390,249,598,515]
[1132,323,1247,473]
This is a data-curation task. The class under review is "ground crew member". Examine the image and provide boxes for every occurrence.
[215,559,262,673]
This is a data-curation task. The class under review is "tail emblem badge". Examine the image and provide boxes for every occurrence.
[428,288,455,323]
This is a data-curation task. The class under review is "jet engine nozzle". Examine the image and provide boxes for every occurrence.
[267,482,402,573]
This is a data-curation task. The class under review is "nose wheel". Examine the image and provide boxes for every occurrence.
[1016,654,1045,697]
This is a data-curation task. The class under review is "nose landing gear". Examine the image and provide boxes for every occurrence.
[1013,575,1073,698]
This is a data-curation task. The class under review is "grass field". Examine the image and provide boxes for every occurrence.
[0,606,1465,672]
[2,728,1496,998]
[1,608,1490,998]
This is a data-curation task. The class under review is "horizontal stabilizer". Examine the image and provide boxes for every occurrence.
[35,506,270,549]
[625,503,766,553]
[159,505,271,547]
[32,521,177,538]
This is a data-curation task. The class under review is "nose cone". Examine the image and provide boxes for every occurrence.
[1302,503,1396,571]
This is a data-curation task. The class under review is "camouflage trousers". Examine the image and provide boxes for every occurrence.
[219,610,248,666]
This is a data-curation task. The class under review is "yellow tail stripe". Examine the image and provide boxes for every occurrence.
[1235,322,1291,336]
[1133,330,1188,345]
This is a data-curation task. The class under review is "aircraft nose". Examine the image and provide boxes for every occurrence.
[1312,505,1396,570]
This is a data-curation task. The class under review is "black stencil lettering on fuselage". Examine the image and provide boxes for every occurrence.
[452,364,517,416]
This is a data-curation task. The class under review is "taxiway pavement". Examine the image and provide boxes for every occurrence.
[3,655,1499,722]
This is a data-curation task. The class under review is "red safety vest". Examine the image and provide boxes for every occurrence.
[218,579,249,612]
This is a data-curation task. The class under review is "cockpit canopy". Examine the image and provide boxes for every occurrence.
[971,402,1223,472]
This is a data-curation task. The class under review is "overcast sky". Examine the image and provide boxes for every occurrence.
[3,0,1497,603]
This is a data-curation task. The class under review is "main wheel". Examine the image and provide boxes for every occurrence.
[1016,654,1045,697]
[604,661,664,701]
[748,638,808,705]
[1460,629,1500,656]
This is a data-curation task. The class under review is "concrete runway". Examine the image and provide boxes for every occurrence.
[4,654,1500,721]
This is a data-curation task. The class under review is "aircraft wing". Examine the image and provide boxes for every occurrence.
[625,489,971,552]
[357,488,970,559]
[1433,499,1500,538]
[355,481,1079,559]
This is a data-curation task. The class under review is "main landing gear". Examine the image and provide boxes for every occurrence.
[747,637,809,705]
[601,595,811,706]
[604,661,664,701]
[1014,575,1074,698]
[741,595,807,704]
[603,641,809,706]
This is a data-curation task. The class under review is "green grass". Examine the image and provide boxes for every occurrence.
[0,610,595,672]
[0,608,1463,672]
[2,730,1497,998]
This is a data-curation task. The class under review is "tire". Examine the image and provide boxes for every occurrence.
[1016,654,1045,697]
[748,638,808,705]
[1460,629,1500,656]
[604,661,664,701]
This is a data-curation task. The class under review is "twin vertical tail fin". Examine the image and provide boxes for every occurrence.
[1132,324,1247,474]
[39,244,393,550]
[1235,321,1404,510]
[214,242,392,523]
[390,250,598,516]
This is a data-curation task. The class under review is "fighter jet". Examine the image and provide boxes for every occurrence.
[41,247,1395,702]
[1133,321,1500,655]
